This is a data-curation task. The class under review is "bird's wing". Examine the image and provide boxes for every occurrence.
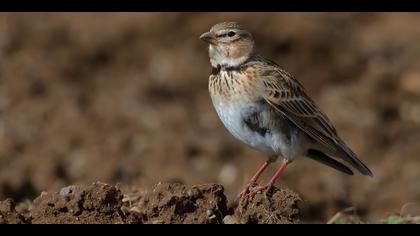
[258,62,372,176]
[260,66,339,152]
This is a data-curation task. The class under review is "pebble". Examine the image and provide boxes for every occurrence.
[223,215,239,224]
[59,185,75,197]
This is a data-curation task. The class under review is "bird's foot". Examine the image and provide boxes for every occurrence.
[238,181,256,199]
[252,183,273,193]
[239,182,274,200]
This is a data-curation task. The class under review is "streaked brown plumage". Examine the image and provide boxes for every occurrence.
[200,22,373,198]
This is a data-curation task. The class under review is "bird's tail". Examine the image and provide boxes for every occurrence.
[306,149,354,175]
[335,139,373,177]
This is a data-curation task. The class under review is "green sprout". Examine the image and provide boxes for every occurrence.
[385,215,404,224]
[334,217,346,224]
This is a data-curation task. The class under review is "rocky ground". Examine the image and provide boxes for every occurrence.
[1,13,420,223]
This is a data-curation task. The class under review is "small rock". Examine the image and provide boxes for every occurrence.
[59,185,75,197]
[223,215,239,224]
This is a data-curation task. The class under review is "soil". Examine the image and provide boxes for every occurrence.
[0,182,302,224]
[29,182,125,224]
[0,199,28,224]
[122,182,229,224]
[232,187,302,224]
[1,13,420,223]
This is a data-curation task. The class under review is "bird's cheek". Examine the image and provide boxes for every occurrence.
[210,45,225,57]
[230,47,241,59]
[221,45,231,57]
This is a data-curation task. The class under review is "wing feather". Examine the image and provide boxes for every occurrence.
[261,68,339,150]
[256,59,372,176]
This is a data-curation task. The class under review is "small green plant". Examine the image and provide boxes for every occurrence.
[334,217,346,224]
[384,215,404,224]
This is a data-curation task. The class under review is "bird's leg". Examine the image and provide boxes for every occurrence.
[254,159,289,192]
[239,159,273,199]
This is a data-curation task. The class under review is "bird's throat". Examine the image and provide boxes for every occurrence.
[209,45,251,69]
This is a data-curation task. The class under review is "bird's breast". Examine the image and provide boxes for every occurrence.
[208,70,275,153]
[208,69,258,101]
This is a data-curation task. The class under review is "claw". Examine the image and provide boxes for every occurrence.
[238,181,253,199]
[238,186,249,199]
[239,182,274,200]
[253,184,272,193]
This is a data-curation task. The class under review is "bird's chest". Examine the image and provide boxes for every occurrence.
[208,71,274,153]
[209,71,257,127]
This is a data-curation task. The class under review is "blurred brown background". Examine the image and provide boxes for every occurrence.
[0,13,419,222]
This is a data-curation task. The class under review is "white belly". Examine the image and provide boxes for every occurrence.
[211,96,277,154]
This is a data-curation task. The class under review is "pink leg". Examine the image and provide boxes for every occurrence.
[254,159,289,192]
[239,160,273,199]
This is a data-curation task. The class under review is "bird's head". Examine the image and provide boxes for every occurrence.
[200,22,256,68]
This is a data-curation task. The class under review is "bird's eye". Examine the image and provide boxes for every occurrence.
[227,31,236,37]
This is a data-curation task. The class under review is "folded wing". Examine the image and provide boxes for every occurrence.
[259,63,373,176]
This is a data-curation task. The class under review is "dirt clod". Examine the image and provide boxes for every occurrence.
[123,182,228,224]
[233,187,302,224]
[30,182,125,224]
[0,199,28,224]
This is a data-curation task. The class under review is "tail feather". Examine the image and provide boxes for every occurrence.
[335,140,373,177]
[306,149,353,175]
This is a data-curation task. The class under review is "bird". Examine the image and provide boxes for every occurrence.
[199,22,373,199]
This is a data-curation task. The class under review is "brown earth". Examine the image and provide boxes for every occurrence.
[0,182,302,224]
[232,187,301,224]
[1,13,420,223]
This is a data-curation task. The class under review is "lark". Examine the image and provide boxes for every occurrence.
[200,22,373,198]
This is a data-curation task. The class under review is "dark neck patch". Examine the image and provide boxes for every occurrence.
[211,61,250,75]
[211,64,222,75]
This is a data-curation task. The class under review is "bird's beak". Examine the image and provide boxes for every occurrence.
[200,31,216,44]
